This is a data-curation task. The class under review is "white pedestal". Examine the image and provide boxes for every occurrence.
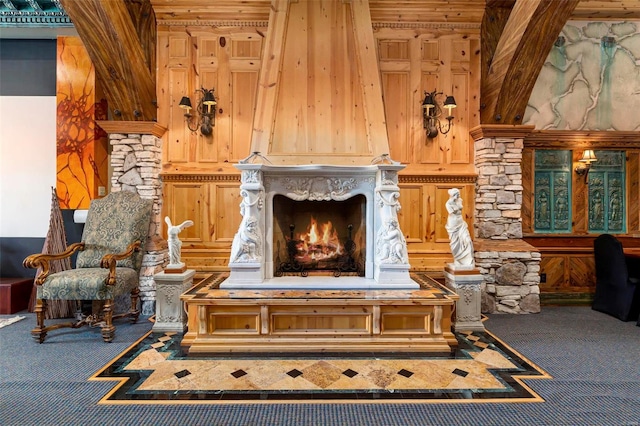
[444,265,485,332]
[153,269,196,333]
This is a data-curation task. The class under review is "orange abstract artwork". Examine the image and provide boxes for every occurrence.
[56,36,108,209]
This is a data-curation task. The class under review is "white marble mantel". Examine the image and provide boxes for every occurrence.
[222,161,418,289]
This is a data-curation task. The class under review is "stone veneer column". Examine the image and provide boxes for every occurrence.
[471,125,541,314]
[105,125,168,316]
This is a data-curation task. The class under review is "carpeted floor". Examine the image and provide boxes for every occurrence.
[1,306,639,426]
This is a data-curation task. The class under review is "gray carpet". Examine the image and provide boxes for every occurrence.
[1,306,638,426]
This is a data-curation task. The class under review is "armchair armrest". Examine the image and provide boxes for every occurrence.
[23,242,86,285]
[100,240,142,285]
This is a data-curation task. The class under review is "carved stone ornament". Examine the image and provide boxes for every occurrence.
[270,176,373,201]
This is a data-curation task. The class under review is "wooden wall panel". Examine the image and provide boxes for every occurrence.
[161,31,191,164]
[167,68,190,163]
[629,151,639,233]
[382,72,410,163]
[212,184,243,243]
[572,150,589,233]
[449,71,470,164]
[158,27,263,172]
[164,183,202,242]
[398,186,424,243]
[539,256,565,292]
[522,148,533,233]
[569,256,595,292]
[230,71,259,162]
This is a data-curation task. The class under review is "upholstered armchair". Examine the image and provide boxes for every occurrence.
[592,234,640,322]
[23,191,152,343]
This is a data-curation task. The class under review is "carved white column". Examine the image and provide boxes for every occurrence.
[152,269,195,332]
[225,165,265,285]
[373,164,413,284]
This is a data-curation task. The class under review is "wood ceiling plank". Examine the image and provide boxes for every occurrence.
[573,0,640,20]
[61,0,157,122]
[149,1,640,23]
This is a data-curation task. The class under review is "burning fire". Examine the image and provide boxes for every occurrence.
[294,217,343,262]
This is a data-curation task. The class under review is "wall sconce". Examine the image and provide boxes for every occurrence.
[422,90,457,138]
[574,149,597,178]
[178,87,217,136]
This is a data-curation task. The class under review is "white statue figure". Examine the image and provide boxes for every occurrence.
[230,216,262,263]
[376,219,408,264]
[165,216,194,267]
[445,188,474,267]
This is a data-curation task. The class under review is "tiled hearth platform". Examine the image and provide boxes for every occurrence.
[180,274,458,354]
[94,322,549,403]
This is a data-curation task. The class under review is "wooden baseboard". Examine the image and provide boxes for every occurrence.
[540,292,594,306]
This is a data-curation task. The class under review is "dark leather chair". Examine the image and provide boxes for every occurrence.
[592,234,640,322]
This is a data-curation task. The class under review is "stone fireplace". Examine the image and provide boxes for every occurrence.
[221,158,418,290]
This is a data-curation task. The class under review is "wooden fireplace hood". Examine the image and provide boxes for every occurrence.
[249,0,390,165]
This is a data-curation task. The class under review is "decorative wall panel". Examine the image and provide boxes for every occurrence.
[534,150,571,233]
[525,21,640,131]
[56,36,108,209]
[588,150,625,233]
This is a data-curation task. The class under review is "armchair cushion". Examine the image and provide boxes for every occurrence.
[76,191,152,270]
[37,267,139,300]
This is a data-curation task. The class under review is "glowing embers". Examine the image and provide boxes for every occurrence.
[294,217,344,263]
[273,195,365,277]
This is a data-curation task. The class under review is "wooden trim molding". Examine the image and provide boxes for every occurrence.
[160,173,476,184]
[161,173,240,182]
[159,20,270,27]
[524,130,640,149]
[469,124,535,141]
[97,121,167,138]
[400,174,476,184]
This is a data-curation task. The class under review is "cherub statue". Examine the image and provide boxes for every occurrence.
[165,216,194,266]
[230,216,262,263]
[376,219,408,264]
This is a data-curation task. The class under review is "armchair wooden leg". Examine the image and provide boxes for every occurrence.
[129,287,140,323]
[31,299,48,343]
[101,299,115,342]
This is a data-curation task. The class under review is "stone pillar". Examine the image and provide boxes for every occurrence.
[444,265,485,331]
[102,123,168,316]
[471,125,541,314]
[152,269,195,332]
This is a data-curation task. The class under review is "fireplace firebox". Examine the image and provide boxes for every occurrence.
[273,195,366,277]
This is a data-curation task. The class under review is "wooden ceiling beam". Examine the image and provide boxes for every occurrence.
[480,0,579,125]
[60,0,157,122]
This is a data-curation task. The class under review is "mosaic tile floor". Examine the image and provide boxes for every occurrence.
[92,327,550,404]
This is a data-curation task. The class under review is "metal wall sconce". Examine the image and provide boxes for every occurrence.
[574,149,597,178]
[178,87,217,136]
[422,90,457,138]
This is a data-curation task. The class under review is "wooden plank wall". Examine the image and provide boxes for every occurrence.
[157,24,480,272]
